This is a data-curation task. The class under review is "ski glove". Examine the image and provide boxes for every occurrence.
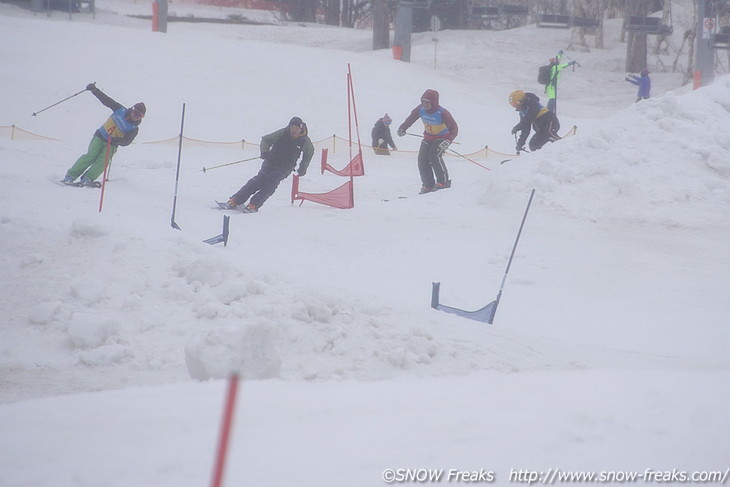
[511,124,520,135]
[260,151,269,159]
[516,144,525,154]
[86,83,96,91]
[437,139,450,152]
[297,168,306,177]
[397,128,406,137]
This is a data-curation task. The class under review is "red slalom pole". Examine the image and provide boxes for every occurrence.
[347,63,364,158]
[211,373,240,487]
[98,136,113,213]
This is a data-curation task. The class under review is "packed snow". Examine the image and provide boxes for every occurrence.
[1,0,729,485]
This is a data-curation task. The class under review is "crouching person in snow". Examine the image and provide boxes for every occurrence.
[371,113,397,155]
[226,117,314,213]
[508,90,560,153]
[62,83,146,187]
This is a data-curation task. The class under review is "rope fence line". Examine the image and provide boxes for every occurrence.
[1,126,517,160]
[0,125,61,142]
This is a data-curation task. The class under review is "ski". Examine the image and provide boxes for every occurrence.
[383,185,451,201]
[500,125,578,165]
[50,177,102,188]
[50,177,83,187]
[215,201,255,213]
[563,125,578,138]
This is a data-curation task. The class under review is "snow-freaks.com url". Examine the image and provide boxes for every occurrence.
[509,468,730,484]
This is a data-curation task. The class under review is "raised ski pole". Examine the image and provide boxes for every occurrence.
[32,84,93,116]
[210,373,240,487]
[170,103,185,230]
[201,156,259,173]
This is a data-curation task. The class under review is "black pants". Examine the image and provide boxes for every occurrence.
[529,112,561,151]
[417,138,449,188]
[231,162,290,209]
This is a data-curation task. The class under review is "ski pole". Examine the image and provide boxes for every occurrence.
[513,133,530,155]
[446,147,490,171]
[406,132,460,144]
[201,156,259,173]
[170,103,185,231]
[32,84,93,117]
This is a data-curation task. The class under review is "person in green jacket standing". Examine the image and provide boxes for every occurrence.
[545,51,577,115]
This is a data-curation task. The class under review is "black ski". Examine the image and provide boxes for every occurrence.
[215,201,255,213]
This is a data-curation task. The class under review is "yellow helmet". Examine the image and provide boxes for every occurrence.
[508,90,525,106]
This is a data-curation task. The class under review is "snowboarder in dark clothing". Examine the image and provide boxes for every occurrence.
[509,90,560,153]
[62,83,146,187]
[226,117,314,212]
[396,89,458,194]
[371,113,397,155]
[625,68,651,103]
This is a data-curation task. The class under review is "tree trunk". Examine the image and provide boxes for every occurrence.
[625,0,650,72]
[341,0,354,27]
[372,0,390,49]
[325,0,340,26]
[595,0,605,49]
[291,0,316,22]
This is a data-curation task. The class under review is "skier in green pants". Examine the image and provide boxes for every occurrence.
[62,83,146,187]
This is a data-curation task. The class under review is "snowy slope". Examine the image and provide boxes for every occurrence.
[1,1,729,485]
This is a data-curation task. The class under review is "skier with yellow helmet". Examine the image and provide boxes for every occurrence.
[508,90,560,153]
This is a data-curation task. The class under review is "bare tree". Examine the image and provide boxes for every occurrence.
[568,0,606,51]
[325,0,340,26]
[289,0,316,22]
[674,0,696,83]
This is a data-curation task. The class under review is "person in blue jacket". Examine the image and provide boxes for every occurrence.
[396,89,458,194]
[62,83,145,187]
[625,68,651,103]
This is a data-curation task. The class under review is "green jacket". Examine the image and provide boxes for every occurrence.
[545,62,573,99]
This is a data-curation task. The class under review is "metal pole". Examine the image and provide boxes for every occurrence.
[393,5,413,62]
[694,0,717,87]
[170,103,185,230]
[489,188,536,323]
